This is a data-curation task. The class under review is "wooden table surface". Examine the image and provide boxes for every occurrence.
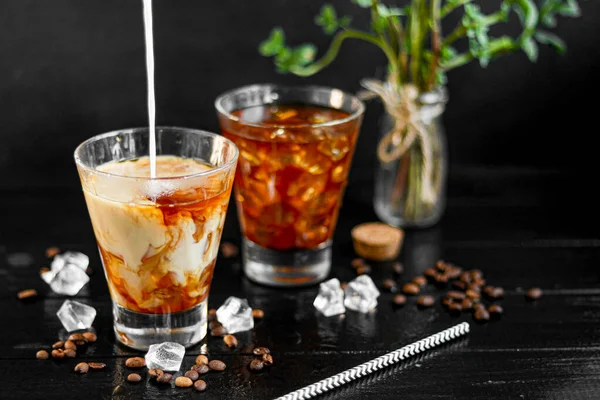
[1,167,599,399]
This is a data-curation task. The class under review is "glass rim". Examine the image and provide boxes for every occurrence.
[74,126,239,181]
[214,83,366,129]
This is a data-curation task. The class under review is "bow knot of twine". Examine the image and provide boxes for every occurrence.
[358,78,442,206]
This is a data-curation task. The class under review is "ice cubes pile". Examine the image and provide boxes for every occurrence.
[145,342,186,371]
[313,275,380,316]
[56,299,97,332]
[41,251,90,296]
[216,296,254,334]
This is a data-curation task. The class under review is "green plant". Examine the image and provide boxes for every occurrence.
[259,0,581,93]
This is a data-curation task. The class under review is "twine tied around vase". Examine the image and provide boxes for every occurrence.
[358,78,443,206]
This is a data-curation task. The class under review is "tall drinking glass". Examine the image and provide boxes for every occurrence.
[215,85,364,287]
[74,127,238,349]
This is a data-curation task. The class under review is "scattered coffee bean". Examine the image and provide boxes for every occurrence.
[341,282,348,290]
[88,362,106,370]
[127,373,142,383]
[64,340,77,351]
[209,320,222,330]
[74,339,88,347]
[211,326,228,337]
[40,267,50,274]
[382,279,397,292]
[402,282,420,295]
[466,284,481,293]
[417,295,435,308]
[17,289,37,300]
[472,278,486,287]
[473,302,486,312]
[413,276,427,287]
[526,287,543,301]
[448,302,463,314]
[125,357,146,368]
[461,298,474,311]
[442,297,453,307]
[83,332,97,343]
[392,294,407,306]
[452,281,467,290]
[250,359,264,372]
[208,308,217,322]
[474,308,490,322]
[64,349,77,358]
[446,291,466,300]
[224,334,238,348]
[220,242,239,258]
[433,274,449,285]
[435,260,447,271]
[149,368,164,378]
[74,362,89,374]
[252,309,265,319]
[192,364,210,374]
[253,347,270,355]
[185,370,199,381]
[465,289,481,300]
[393,262,404,275]
[488,304,504,316]
[45,247,60,258]
[470,269,483,279]
[446,267,462,280]
[196,355,209,365]
[175,376,194,388]
[68,333,84,342]
[356,265,371,275]
[52,341,64,350]
[51,349,65,359]
[459,272,472,284]
[157,373,173,383]
[194,380,207,392]
[85,267,94,275]
[351,258,366,269]
[36,350,49,360]
[424,268,437,279]
[262,353,274,366]
[208,360,226,371]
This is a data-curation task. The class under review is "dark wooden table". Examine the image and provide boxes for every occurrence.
[2,166,599,399]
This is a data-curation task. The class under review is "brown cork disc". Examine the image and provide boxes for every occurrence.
[351,222,404,261]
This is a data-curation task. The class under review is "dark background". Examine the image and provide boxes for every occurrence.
[1,0,598,189]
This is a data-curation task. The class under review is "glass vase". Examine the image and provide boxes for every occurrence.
[374,87,448,228]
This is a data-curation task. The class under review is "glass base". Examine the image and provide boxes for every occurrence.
[242,238,331,287]
[374,197,444,229]
[112,302,207,350]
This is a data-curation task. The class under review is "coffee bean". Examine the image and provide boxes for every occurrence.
[83,332,97,343]
[392,294,407,306]
[175,376,193,388]
[40,267,50,275]
[356,265,371,275]
[74,339,88,347]
[382,279,397,292]
[417,295,435,308]
[446,267,462,280]
[402,283,420,295]
[194,380,207,392]
[223,334,238,348]
[64,349,76,358]
[185,370,199,381]
[488,304,504,316]
[474,308,490,322]
[68,333,84,342]
[157,373,173,383]
[85,267,93,275]
[253,347,270,355]
[448,302,463,314]
[125,357,146,368]
[442,297,453,307]
[262,353,274,366]
[351,258,366,269]
[74,362,89,374]
[208,308,217,322]
[526,287,542,300]
[220,242,239,258]
[459,272,472,284]
[461,298,473,311]
[467,284,481,293]
[149,369,164,378]
[209,320,222,330]
[249,359,264,371]
[413,276,427,287]
[64,340,77,351]
[36,350,49,360]
[393,262,404,275]
[192,364,210,375]
[17,289,37,300]
[465,289,481,300]
[424,268,437,279]
[208,360,226,371]
[470,269,483,280]
[196,355,209,365]
[435,260,447,272]
[473,302,486,312]
[452,281,467,291]
[472,278,486,287]
[52,341,64,350]
[88,362,106,370]
[51,349,65,359]
[211,326,228,337]
[252,309,265,319]
[446,291,466,300]
[341,282,348,290]
[127,373,142,383]
[433,274,449,285]
[45,247,60,258]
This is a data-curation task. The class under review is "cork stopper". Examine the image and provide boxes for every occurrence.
[351,222,404,261]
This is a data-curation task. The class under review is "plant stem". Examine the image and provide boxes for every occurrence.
[427,0,442,91]
[409,0,425,89]
[441,36,516,70]
[440,0,472,18]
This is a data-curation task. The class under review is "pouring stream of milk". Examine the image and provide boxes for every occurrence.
[142,0,157,178]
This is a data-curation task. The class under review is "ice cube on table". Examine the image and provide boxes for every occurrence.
[216,296,254,334]
[344,275,381,313]
[51,251,89,272]
[313,278,346,317]
[47,264,90,296]
[56,299,97,332]
[145,342,186,371]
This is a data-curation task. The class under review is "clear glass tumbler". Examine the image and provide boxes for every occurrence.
[215,84,364,287]
[74,127,238,349]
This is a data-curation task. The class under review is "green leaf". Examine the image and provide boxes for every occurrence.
[557,0,581,17]
[377,4,404,17]
[522,37,538,62]
[372,14,387,33]
[542,13,557,27]
[315,4,339,35]
[339,16,352,29]
[274,47,293,73]
[292,44,318,67]
[259,27,285,57]
[535,30,566,54]
[351,0,373,8]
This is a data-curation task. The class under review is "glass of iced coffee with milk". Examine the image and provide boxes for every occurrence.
[74,127,238,349]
